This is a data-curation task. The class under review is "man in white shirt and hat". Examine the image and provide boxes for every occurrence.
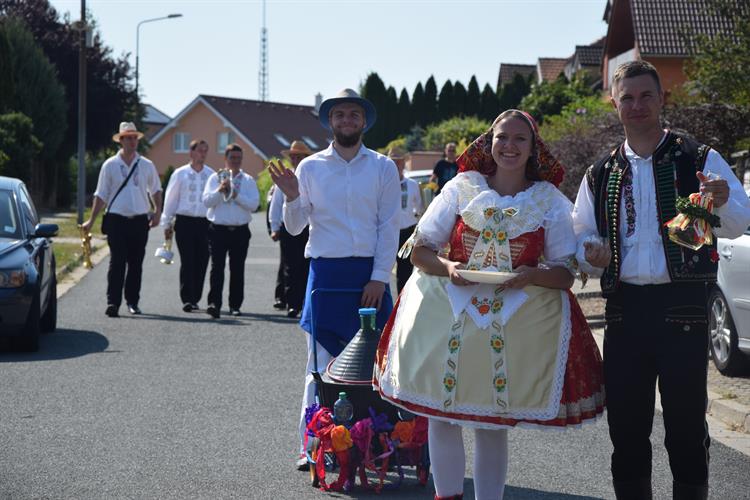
[82,122,163,317]
[160,139,215,312]
[269,140,314,318]
[269,88,401,470]
[202,143,260,319]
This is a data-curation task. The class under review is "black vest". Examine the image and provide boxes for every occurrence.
[586,131,715,295]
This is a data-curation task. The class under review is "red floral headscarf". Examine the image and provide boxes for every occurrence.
[456,109,565,187]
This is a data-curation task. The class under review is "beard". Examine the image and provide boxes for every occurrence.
[333,129,363,148]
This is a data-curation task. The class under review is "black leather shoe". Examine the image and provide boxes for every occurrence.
[127,304,142,315]
[105,304,119,318]
[287,307,300,318]
[182,303,193,313]
[207,305,220,319]
[230,309,241,317]
[273,300,286,310]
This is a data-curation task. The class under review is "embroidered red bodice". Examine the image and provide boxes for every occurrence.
[447,217,545,268]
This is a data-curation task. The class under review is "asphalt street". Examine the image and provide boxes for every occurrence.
[2,214,750,499]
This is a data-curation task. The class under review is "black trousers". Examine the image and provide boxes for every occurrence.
[279,225,310,310]
[174,215,210,305]
[106,214,149,307]
[604,282,711,486]
[396,225,416,294]
[207,223,250,310]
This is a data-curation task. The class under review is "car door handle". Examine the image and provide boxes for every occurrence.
[719,247,732,260]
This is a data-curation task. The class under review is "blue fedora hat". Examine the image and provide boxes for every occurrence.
[318,88,377,133]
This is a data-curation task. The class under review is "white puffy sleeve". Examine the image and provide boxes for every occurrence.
[412,180,461,251]
[542,189,577,274]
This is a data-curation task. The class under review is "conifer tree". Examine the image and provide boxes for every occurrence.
[465,76,481,117]
[437,80,454,121]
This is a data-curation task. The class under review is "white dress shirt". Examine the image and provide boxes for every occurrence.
[573,133,750,284]
[202,170,260,226]
[160,163,215,226]
[269,186,284,232]
[94,152,162,216]
[283,143,401,283]
[398,177,424,230]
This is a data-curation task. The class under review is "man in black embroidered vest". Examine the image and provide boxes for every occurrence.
[573,61,750,500]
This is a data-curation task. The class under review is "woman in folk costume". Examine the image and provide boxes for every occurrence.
[374,110,605,499]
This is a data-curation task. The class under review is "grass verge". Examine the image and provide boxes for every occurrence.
[53,241,99,280]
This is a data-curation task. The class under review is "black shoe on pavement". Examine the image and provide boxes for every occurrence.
[230,309,241,317]
[296,454,309,471]
[190,303,199,311]
[182,303,193,313]
[287,308,300,318]
[105,304,119,318]
[127,304,142,315]
[273,300,287,310]
[207,305,220,319]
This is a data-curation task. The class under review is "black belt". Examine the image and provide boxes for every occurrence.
[110,213,148,220]
[210,222,247,231]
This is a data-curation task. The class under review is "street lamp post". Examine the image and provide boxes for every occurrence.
[135,13,182,97]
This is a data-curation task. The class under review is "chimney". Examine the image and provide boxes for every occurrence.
[314,92,323,112]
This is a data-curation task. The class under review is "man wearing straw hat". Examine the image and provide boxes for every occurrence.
[268,88,401,470]
[389,145,424,293]
[82,122,163,317]
[268,140,314,318]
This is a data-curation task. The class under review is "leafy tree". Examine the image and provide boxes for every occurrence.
[465,76,481,117]
[0,112,43,182]
[423,76,439,125]
[479,83,500,121]
[0,27,13,112]
[397,88,412,136]
[411,82,426,127]
[437,80,454,121]
[422,116,491,151]
[453,81,467,117]
[404,125,425,152]
[683,0,750,105]
[520,73,594,124]
[360,72,388,148]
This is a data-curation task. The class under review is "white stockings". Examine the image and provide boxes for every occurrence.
[428,418,508,500]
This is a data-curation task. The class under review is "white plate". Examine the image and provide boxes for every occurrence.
[455,270,517,284]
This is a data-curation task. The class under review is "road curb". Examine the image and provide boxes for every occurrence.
[57,242,110,300]
[708,390,750,433]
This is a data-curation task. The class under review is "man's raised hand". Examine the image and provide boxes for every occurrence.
[268,160,300,201]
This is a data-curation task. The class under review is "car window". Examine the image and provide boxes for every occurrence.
[17,184,38,231]
[0,190,22,239]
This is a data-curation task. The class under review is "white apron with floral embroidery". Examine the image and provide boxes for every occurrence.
[377,176,573,426]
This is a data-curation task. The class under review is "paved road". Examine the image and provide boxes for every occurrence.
[2,215,750,499]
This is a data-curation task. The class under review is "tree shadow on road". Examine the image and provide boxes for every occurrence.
[0,328,109,362]
[125,312,298,326]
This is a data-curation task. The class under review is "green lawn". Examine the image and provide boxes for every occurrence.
[53,240,99,279]
[52,208,102,239]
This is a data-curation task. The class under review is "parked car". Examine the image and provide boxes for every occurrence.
[0,176,58,351]
[709,216,750,375]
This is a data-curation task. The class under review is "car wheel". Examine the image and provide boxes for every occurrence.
[40,270,57,333]
[17,293,40,352]
[709,288,749,376]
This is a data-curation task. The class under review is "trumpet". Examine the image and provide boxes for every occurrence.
[217,168,234,202]
[154,230,174,265]
[78,225,93,269]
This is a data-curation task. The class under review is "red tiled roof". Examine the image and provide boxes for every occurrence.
[201,95,331,159]
[537,58,569,82]
[497,63,536,88]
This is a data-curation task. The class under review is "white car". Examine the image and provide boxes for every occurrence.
[709,218,750,375]
[405,169,433,186]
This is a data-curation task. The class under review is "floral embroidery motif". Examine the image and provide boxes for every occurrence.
[495,231,507,244]
[471,296,502,316]
[622,168,636,237]
[484,207,496,219]
[481,228,494,243]
[444,373,457,392]
[493,375,507,393]
[490,335,505,353]
[448,335,461,353]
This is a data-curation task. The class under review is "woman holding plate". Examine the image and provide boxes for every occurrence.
[374,110,605,500]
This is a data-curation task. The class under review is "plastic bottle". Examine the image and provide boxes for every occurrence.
[333,391,354,426]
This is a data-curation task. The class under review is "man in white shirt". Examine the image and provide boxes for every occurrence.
[268,88,400,470]
[160,139,215,313]
[390,145,423,293]
[573,61,750,500]
[202,144,259,319]
[82,122,162,318]
[269,140,313,318]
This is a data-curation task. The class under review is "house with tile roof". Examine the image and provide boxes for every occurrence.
[147,95,330,178]
[142,104,171,141]
[601,0,738,91]
[564,38,606,84]
[536,58,569,83]
[496,63,537,89]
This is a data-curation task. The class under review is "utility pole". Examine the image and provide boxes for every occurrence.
[258,0,268,101]
[76,0,87,224]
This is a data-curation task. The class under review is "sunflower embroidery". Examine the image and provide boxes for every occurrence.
[448,335,461,353]
[481,228,494,243]
[495,231,507,244]
[491,298,502,314]
[484,207,496,219]
[444,373,457,392]
[490,335,505,353]
[493,375,507,393]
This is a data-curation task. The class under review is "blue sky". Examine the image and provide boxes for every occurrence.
[49,0,609,117]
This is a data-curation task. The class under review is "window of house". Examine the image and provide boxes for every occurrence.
[173,132,191,153]
[274,133,290,147]
[302,136,319,149]
[217,131,236,153]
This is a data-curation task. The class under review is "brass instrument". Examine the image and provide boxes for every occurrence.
[154,230,174,265]
[78,225,93,269]
[217,168,234,202]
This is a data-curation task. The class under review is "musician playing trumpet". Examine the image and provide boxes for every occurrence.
[202,143,260,319]
[160,139,214,312]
